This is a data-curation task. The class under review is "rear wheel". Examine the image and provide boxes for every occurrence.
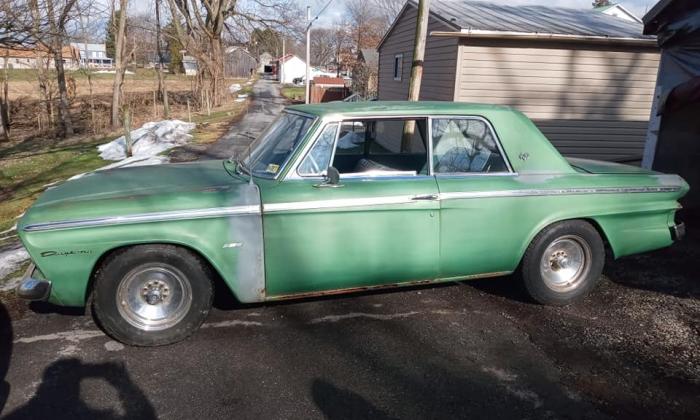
[92,245,214,346]
[521,220,605,305]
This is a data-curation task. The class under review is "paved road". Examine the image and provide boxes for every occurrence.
[205,78,286,160]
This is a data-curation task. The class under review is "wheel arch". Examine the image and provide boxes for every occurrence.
[86,241,240,305]
[516,217,613,268]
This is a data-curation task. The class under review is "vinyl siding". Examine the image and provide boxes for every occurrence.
[377,6,459,101]
[455,39,660,161]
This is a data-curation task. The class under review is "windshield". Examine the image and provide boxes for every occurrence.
[241,112,315,178]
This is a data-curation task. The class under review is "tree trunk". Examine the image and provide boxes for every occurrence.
[155,0,169,118]
[0,52,10,142]
[211,36,224,107]
[46,0,74,137]
[111,0,128,128]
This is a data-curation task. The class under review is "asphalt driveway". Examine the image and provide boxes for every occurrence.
[0,221,698,419]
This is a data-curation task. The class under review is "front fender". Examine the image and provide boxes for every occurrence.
[20,185,265,307]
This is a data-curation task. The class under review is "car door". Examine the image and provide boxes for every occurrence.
[430,116,525,279]
[261,118,440,297]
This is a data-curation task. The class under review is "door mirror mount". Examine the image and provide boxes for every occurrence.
[314,166,343,188]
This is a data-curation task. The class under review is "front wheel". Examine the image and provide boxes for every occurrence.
[92,245,214,346]
[521,220,605,305]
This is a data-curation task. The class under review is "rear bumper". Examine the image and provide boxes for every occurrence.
[670,222,686,241]
[15,264,51,301]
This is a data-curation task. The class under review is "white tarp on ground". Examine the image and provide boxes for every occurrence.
[98,120,196,161]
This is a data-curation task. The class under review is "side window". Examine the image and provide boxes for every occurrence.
[297,123,338,176]
[393,54,403,81]
[431,118,509,174]
[332,118,428,175]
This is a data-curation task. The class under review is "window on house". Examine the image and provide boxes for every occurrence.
[393,54,403,81]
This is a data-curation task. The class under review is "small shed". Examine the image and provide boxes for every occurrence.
[377,0,660,163]
[277,54,306,84]
[641,0,700,209]
[224,46,257,78]
[310,77,350,103]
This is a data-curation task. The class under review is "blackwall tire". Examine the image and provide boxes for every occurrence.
[92,244,214,346]
[521,220,605,306]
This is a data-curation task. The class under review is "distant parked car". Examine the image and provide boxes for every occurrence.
[16,102,688,346]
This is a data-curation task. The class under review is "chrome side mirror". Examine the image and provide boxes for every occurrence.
[314,166,343,188]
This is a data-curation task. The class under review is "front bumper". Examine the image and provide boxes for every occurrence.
[16,264,51,301]
[670,222,686,241]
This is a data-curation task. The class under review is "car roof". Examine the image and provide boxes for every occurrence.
[287,101,512,118]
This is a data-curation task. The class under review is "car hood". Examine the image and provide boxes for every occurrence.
[18,160,257,230]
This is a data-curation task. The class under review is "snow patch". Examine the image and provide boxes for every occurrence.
[97,119,195,161]
[95,69,134,75]
[228,83,242,93]
[0,247,29,280]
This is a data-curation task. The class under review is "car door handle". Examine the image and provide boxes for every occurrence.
[411,194,439,201]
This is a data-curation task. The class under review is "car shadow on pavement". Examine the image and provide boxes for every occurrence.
[0,301,11,415]
[1,358,157,420]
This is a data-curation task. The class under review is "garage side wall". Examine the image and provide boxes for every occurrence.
[455,39,660,163]
[377,7,459,101]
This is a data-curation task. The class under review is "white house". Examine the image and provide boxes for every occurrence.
[594,3,643,23]
[277,54,306,84]
[70,43,113,68]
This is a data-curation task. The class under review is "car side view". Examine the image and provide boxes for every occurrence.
[16,101,688,346]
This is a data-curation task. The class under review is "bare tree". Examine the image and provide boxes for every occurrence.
[311,28,334,67]
[166,0,299,107]
[155,0,169,118]
[0,51,9,142]
[45,0,78,136]
[111,0,129,128]
[346,0,385,50]
[373,0,405,31]
[331,20,350,76]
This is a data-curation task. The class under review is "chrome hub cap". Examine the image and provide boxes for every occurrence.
[540,235,591,292]
[117,264,192,331]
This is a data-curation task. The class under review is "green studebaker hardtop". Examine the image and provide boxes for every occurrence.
[16,101,688,345]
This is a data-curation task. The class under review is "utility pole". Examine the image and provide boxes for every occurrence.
[305,6,311,104]
[402,0,430,152]
[280,36,285,84]
[304,0,333,104]
[407,0,430,101]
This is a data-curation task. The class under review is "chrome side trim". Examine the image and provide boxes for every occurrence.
[263,195,421,213]
[23,205,261,232]
[263,185,681,213]
[439,186,682,201]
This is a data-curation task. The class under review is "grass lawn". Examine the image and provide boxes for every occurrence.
[0,83,254,236]
[280,85,305,102]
